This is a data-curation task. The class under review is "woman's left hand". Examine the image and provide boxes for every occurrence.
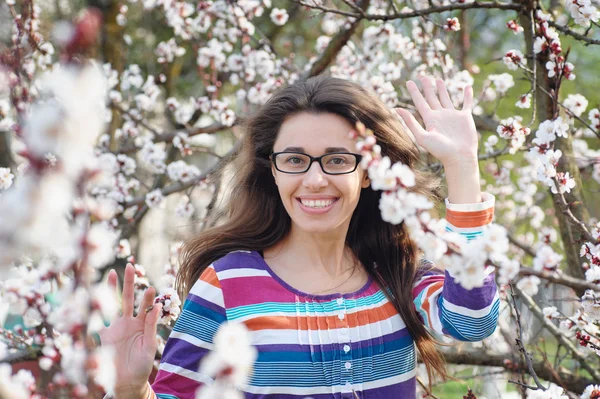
[395,76,478,168]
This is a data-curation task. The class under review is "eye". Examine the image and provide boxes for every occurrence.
[327,156,349,165]
[285,156,305,164]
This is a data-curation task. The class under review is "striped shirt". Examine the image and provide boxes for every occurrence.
[150,192,499,399]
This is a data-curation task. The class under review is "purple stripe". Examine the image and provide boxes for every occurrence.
[160,337,210,372]
[213,251,264,272]
[187,292,226,315]
[256,327,411,353]
[442,270,497,310]
[241,377,417,398]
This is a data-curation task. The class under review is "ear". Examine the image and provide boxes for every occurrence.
[271,164,278,186]
[361,172,370,189]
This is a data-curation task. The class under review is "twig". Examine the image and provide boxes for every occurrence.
[416,376,441,399]
[508,282,548,390]
[550,176,596,244]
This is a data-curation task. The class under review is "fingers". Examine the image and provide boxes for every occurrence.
[406,80,430,116]
[136,286,156,321]
[462,85,474,111]
[419,76,442,110]
[435,78,455,109]
[395,108,430,146]
[108,269,118,289]
[122,263,135,317]
[143,303,162,352]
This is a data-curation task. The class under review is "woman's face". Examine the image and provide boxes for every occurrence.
[271,112,370,236]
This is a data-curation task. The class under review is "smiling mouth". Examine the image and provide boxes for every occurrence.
[296,198,339,209]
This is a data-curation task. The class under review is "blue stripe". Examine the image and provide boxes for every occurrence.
[439,298,500,341]
[249,345,416,386]
[184,298,227,323]
[227,290,388,320]
[156,395,181,399]
[445,226,484,241]
[256,332,413,362]
[172,309,222,344]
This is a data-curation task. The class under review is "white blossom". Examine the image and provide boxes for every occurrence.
[526,383,568,398]
[542,306,560,320]
[0,167,14,190]
[581,384,600,399]
[145,189,165,209]
[155,288,182,325]
[488,73,514,94]
[517,276,541,296]
[270,8,289,26]
[563,93,588,117]
[585,265,600,283]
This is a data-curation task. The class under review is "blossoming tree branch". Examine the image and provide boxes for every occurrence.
[0,0,599,398]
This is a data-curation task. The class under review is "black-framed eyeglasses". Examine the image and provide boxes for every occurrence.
[270,151,363,175]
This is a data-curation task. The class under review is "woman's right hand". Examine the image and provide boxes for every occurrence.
[98,264,163,398]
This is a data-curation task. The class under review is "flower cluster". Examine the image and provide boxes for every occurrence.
[503,49,525,71]
[534,11,576,80]
[496,116,531,154]
[154,288,182,325]
[566,0,599,27]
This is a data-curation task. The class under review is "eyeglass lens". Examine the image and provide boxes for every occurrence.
[274,153,357,174]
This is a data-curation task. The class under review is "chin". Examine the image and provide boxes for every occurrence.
[292,218,345,235]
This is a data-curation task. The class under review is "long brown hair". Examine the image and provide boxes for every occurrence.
[177,75,451,386]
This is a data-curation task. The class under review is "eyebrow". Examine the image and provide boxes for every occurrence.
[282,146,350,153]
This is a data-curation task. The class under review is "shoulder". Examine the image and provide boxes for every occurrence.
[190,250,260,298]
[210,249,264,275]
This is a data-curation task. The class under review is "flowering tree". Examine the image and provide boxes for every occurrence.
[0,0,599,398]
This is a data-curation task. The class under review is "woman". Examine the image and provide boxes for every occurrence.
[100,75,499,399]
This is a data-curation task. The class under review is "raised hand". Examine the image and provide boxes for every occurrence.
[98,264,163,398]
[395,76,479,168]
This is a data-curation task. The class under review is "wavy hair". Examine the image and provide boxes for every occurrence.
[176,75,451,386]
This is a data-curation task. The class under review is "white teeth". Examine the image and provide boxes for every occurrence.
[301,199,335,208]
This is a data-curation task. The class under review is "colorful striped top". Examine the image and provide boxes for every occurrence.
[150,192,499,399]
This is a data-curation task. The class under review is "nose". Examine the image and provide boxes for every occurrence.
[302,160,328,189]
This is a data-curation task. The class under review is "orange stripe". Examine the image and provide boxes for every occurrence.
[199,266,221,289]
[147,384,157,399]
[446,208,493,228]
[420,281,443,325]
[244,301,398,331]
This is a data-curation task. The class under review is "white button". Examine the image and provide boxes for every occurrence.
[337,298,344,305]
[341,327,349,335]
[343,381,352,392]
[345,361,352,370]
[343,344,350,353]
[338,313,345,320]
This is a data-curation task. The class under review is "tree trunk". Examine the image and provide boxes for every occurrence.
[520,0,590,292]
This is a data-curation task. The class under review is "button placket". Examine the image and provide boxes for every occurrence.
[337,296,353,397]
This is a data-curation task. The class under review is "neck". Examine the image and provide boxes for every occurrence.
[265,224,356,278]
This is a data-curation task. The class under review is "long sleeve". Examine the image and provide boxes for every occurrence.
[150,265,227,399]
[412,192,500,342]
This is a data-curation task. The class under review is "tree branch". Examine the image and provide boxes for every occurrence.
[289,0,522,21]
[442,349,596,394]
[301,0,371,78]
[512,284,600,382]
[121,139,242,209]
[518,267,600,293]
[547,20,600,46]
